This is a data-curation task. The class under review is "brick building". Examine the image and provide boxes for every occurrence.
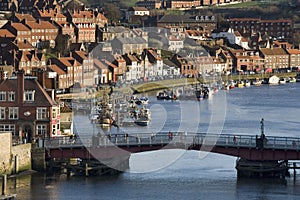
[0,71,60,142]
[229,18,293,40]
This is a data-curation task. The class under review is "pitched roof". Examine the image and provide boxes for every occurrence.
[0,76,55,106]
[260,48,288,56]
[0,29,15,38]
[129,7,149,11]
[14,13,36,22]
[47,64,66,75]
[11,22,31,31]
[26,20,57,29]
[287,49,300,54]
[37,8,66,20]
[93,59,108,70]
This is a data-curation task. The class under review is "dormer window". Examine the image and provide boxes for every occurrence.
[24,90,35,102]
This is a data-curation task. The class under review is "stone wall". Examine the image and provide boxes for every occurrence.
[0,132,12,174]
[11,143,32,172]
[0,132,31,175]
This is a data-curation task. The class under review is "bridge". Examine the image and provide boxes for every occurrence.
[43,132,300,178]
[45,132,300,161]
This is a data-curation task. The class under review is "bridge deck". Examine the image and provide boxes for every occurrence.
[44,132,300,161]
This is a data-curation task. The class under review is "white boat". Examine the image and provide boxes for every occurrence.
[140,97,149,104]
[252,78,262,86]
[289,77,296,83]
[244,80,251,87]
[268,75,279,85]
[279,78,286,84]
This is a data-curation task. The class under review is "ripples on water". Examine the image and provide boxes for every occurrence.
[7,83,300,199]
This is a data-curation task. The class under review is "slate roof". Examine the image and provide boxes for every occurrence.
[115,36,147,44]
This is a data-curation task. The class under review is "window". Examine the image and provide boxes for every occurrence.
[37,107,47,120]
[0,107,5,119]
[36,124,46,135]
[0,124,15,134]
[52,124,56,135]
[24,90,35,101]
[52,108,56,119]
[8,92,15,101]
[9,107,18,119]
[0,91,6,101]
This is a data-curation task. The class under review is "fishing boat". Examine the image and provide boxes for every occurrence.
[194,85,209,101]
[134,107,151,126]
[157,91,176,100]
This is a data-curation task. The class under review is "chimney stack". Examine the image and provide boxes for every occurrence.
[32,68,45,88]
[17,70,25,104]
[0,68,4,81]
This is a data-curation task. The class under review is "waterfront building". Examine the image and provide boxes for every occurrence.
[286,48,300,70]
[259,47,289,71]
[229,49,264,73]
[0,70,60,142]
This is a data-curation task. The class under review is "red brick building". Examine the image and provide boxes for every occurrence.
[229,18,293,40]
[0,71,61,142]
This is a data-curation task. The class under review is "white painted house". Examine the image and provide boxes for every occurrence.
[126,7,150,21]
[212,28,250,49]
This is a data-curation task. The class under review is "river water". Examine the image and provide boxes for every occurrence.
[5,83,300,199]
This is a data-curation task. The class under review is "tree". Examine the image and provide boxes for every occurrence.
[102,3,123,24]
[54,34,71,56]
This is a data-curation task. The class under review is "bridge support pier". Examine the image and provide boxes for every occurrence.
[46,155,130,177]
[236,158,289,179]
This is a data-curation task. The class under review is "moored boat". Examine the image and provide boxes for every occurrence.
[279,78,287,84]
[237,81,244,88]
[244,80,251,87]
[268,75,279,85]
[289,77,296,83]
[252,78,262,86]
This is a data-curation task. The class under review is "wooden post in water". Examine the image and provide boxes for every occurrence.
[2,174,7,196]
[85,163,89,177]
[293,162,297,179]
[14,155,19,174]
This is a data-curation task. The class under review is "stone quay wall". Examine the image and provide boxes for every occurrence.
[0,132,31,175]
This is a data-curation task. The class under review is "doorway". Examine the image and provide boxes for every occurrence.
[23,125,33,143]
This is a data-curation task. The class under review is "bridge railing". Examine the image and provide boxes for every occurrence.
[44,132,300,151]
